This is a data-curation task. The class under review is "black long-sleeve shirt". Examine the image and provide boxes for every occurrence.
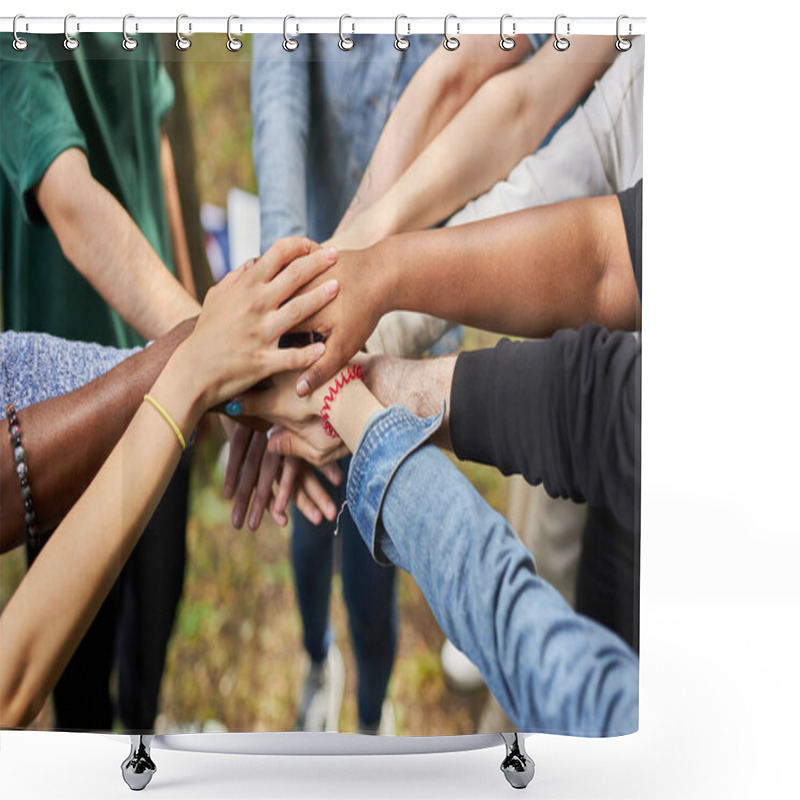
[450,180,642,531]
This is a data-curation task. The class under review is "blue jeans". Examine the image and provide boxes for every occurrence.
[346,405,639,736]
[291,456,397,726]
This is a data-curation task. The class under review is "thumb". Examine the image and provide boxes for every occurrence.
[295,344,344,397]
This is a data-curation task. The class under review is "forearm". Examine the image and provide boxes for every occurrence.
[37,149,200,340]
[0,319,196,552]
[361,353,456,449]
[161,132,197,299]
[345,405,639,734]
[451,330,640,529]
[341,36,616,245]
[373,194,639,338]
[335,35,529,239]
[0,351,204,727]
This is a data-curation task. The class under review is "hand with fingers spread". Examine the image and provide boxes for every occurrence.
[222,424,342,530]
[186,237,340,409]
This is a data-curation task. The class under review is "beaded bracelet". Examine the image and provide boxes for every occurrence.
[320,365,364,438]
[6,403,39,549]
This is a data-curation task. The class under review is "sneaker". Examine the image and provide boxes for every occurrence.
[441,639,485,693]
[295,642,345,732]
[358,699,396,736]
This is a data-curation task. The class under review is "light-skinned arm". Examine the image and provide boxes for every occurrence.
[161,131,198,299]
[35,148,200,340]
[295,192,639,393]
[334,35,530,237]
[332,36,617,251]
[0,236,339,728]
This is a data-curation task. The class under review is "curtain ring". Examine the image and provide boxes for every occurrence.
[394,14,410,51]
[616,14,632,51]
[12,15,28,52]
[63,13,79,51]
[283,15,299,51]
[339,14,354,51]
[553,14,570,51]
[122,14,138,51]
[442,14,460,51]
[175,14,192,50]
[227,15,243,52]
[499,14,516,51]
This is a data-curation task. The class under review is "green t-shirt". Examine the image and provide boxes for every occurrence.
[0,33,175,348]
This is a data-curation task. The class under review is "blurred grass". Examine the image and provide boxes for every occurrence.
[0,41,512,736]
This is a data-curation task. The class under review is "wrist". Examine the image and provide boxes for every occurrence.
[155,341,209,430]
[321,368,384,452]
[369,238,401,317]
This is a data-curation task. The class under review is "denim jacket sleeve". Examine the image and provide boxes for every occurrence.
[250,36,311,251]
[347,405,639,736]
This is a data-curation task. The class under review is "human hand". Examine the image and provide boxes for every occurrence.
[230,370,349,467]
[223,423,342,529]
[286,249,389,397]
[177,237,340,412]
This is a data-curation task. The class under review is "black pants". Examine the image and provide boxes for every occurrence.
[30,447,191,732]
[575,504,640,654]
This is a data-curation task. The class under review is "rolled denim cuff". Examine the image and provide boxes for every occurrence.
[347,404,444,567]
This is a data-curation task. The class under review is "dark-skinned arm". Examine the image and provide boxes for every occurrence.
[0,319,195,553]
[295,192,638,394]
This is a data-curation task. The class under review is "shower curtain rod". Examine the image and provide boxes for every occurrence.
[0,15,646,37]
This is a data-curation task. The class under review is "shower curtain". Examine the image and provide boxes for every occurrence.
[0,25,642,744]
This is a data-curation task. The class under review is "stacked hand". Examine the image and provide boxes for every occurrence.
[188,238,347,531]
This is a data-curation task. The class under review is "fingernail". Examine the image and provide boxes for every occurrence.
[326,504,337,519]
[325,246,338,263]
[313,342,326,358]
[297,378,310,397]
[225,400,242,417]
[224,483,232,499]
[232,509,243,528]
[303,237,312,251]
[325,278,339,296]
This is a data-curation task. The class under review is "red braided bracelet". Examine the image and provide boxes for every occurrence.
[320,365,364,438]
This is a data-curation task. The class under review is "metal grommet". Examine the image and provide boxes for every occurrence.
[394,14,410,51]
[338,14,354,51]
[283,15,299,52]
[553,14,570,51]
[63,13,79,51]
[227,15,243,52]
[442,14,460,51]
[122,14,138,51]
[12,14,28,52]
[616,14,632,52]
[499,14,515,51]
[175,14,192,51]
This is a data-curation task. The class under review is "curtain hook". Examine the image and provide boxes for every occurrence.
[339,14,355,51]
[63,13,79,51]
[442,14,460,51]
[616,14,632,51]
[394,14,410,51]
[175,14,192,51]
[499,14,516,51]
[12,14,28,51]
[553,14,570,51]
[283,15,299,51]
[122,14,138,51]
[227,15,243,52]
